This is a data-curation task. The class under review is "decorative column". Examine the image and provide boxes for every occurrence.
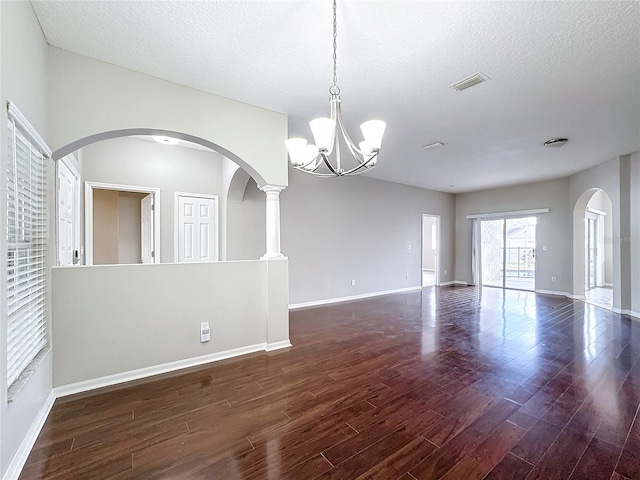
[260,184,286,259]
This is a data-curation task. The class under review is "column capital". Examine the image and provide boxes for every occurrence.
[259,184,286,194]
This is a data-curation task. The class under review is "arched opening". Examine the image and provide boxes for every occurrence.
[54,129,266,265]
[52,128,267,187]
[572,188,614,309]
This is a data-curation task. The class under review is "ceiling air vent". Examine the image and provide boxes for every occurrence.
[450,71,490,92]
[422,141,447,150]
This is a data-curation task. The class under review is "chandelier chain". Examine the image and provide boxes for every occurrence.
[331,0,340,95]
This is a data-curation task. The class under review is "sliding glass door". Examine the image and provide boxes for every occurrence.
[481,217,536,291]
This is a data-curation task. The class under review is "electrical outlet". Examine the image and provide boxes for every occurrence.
[406,244,411,252]
[551,276,557,283]
[351,279,356,286]
[200,322,210,342]
[444,270,447,277]
[542,245,548,251]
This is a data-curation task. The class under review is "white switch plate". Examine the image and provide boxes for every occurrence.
[200,321,210,342]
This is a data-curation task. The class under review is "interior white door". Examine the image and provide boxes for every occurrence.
[178,195,218,263]
[57,159,79,266]
[141,193,155,263]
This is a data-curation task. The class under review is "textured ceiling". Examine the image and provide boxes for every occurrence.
[31,0,640,193]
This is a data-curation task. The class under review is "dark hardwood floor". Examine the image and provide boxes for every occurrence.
[20,286,640,479]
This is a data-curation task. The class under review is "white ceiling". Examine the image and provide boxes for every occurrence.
[31,0,640,193]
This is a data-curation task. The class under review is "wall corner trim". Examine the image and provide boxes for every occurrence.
[3,391,56,480]
[289,286,422,310]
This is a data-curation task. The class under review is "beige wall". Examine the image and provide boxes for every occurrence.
[118,192,145,264]
[93,189,119,265]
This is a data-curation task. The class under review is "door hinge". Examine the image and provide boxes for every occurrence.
[151,251,155,258]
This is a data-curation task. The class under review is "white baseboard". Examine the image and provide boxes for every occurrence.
[266,340,292,352]
[3,391,56,480]
[289,286,422,310]
[604,283,613,287]
[612,308,640,320]
[453,281,468,285]
[54,342,269,398]
[536,289,572,297]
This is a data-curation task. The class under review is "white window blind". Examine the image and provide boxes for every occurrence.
[6,105,50,389]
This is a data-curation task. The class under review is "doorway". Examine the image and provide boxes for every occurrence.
[85,182,160,265]
[421,215,440,287]
[56,155,81,266]
[481,217,537,291]
[583,190,613,309]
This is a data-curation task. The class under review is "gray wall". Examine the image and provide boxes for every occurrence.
[0,2,53,477]
[226,179,266,261]
[82,137,224,263]
[455,178,572,294]
[281,169,456,305]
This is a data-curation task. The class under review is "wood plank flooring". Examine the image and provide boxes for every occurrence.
[20,286,640,479]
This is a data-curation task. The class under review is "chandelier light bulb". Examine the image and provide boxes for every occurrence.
[285,138,309,167]
[310,118,336,151]
[360,120,386,150]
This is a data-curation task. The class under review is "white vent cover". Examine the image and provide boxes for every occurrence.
[450,71,490,91]
[422,141,447,150]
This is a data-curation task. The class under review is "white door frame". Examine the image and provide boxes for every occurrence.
[174,192,219,262]
[56,155,81,266]
[85,182,161,265]
[421,214,440,287]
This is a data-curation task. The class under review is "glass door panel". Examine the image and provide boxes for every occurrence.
[481,219,504,288]
[504,217,536,291]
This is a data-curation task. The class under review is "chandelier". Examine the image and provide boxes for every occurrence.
[285,0,386,177]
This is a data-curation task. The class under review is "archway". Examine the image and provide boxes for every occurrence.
[572,188,614,308]
[51,128,267,187]
[53,130,271,264]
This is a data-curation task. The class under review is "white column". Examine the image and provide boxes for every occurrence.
[260,184,286,259]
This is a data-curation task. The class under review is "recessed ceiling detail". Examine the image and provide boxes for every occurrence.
[449,71,490,92]
[544,138,569,148]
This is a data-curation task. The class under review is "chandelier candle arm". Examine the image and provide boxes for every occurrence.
[285,0,386,177]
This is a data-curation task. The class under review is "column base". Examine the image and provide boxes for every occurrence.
[261,253,286,260]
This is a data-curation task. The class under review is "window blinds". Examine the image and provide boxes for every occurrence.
[6,108,49,389]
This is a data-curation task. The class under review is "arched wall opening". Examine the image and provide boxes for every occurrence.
[572,188,615,305]
[55,130,268,264]
[52,128,267,187]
